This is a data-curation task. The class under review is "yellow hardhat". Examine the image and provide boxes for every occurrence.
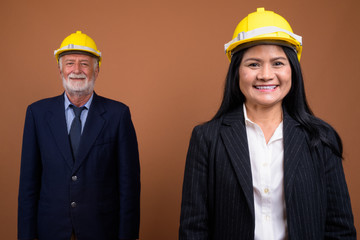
[54,31,102,66]
[224,8,302,62]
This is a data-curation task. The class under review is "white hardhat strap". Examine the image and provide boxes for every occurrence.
[54,44,102,57]
[224,26,302,52]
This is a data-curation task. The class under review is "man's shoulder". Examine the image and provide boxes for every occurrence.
[28,94,63,110]
[94,94,129,110]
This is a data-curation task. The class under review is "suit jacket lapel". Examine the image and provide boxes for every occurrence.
[73,93,106,172]
[217,108,306,221]
[283,111,306,204]
[46,94,74,169]
[220,107,255,217]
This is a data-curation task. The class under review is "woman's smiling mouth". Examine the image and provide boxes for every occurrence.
[254,85,278,91]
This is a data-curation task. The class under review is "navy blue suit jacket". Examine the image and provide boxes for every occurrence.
[180,107,356,239]
[18,93,140,240]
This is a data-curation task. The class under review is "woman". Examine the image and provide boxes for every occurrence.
[179,8,356,240]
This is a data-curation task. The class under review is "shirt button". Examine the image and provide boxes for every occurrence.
[72,176,78,181]
[264,188,269,194]
[71,202,77,208]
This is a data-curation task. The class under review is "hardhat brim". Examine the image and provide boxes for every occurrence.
[58,50,100,59]
[226,36,302,62]
[54,44,102,66]
[228,38,302,61]
[224,26,302,62]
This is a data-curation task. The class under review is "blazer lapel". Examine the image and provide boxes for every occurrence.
[46,94,74,169]
[218,108,306,221]
[73,93,106,172]
[220,107,255,217]
[283,111,306,203]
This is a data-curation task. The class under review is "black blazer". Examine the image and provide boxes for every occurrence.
[179,107,356,239]
[18,93,140,240]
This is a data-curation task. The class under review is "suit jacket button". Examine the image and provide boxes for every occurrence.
[71,202,77,208]
[72,176,78,181]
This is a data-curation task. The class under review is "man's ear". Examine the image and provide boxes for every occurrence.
[58,57,62,75]
[95,64,100,76]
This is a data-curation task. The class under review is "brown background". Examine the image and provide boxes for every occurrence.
[1,0,359,238]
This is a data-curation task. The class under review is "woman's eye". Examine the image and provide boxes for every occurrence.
[248,63,259,67]
[274,61,284,66]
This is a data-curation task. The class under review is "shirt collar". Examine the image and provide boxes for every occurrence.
[243,103,283,141]
[64,92,94,110]
[243,104,253,125]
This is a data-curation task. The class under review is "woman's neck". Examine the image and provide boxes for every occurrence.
[245,103,283,143]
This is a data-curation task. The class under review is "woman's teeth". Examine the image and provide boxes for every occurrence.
[255,86,276,90]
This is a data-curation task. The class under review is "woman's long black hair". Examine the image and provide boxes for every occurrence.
[212,46,343,158]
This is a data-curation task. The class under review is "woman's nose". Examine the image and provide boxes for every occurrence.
[257,64,275,81]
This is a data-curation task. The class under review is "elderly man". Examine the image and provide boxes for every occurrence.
[18,31,140,240]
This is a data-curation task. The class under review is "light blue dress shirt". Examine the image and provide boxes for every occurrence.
[64,92,93,134]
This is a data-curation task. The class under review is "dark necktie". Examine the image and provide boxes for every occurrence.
[69,105,86,159]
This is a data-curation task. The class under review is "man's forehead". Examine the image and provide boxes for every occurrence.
[62,54,94,61]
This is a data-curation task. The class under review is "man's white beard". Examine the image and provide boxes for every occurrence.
[62,73,95,97]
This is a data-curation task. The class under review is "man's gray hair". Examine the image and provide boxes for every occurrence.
[58,55,99,71]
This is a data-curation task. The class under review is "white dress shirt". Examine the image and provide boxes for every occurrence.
[243,104,287,240]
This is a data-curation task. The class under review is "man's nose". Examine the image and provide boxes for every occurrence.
[73,62,81,74]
